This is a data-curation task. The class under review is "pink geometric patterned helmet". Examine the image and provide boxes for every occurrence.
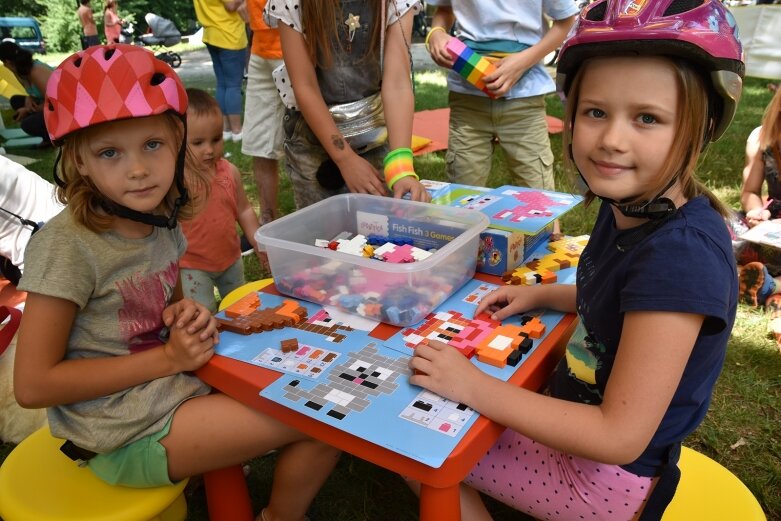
[44,44,187,143]
[556,0,744,141]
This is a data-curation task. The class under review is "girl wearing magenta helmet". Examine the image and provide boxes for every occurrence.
[14,45,339,520]
[409,1,742,519]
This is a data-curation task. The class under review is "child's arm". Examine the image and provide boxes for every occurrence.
[381,7,430,203]
[411,310,703,465]
[278,24,389,197]
[483,14,576,98]
[14,292,216,409]
[230,162,261,255]
[741,127,769,226]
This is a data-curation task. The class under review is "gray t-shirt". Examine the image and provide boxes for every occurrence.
[19,210,211,453]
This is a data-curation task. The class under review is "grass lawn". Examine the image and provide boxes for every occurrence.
[0,63,779,521]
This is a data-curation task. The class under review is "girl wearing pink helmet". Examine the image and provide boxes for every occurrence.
[14,45,338,521]
[410,1,742,519]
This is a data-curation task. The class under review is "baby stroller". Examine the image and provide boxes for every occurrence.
[135,13,182,68]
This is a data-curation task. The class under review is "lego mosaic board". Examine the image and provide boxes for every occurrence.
[215,263,576,468]
[430,183,583,235]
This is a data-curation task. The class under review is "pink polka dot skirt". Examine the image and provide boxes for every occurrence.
[464,429,655,520]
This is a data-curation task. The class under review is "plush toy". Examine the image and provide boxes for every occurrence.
[0,304,47,444]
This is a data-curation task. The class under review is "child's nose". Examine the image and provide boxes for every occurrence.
[599,119,627,151]
[127,156,149,178]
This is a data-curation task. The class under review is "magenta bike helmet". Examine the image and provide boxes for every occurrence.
[45,44,189,229]
[557,0,744,143]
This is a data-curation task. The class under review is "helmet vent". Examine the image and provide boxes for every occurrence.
[73,57,82,68]
[150,72,166,86]
[103,48,116,61]
[663,0,705,16]
[585,1,607,21]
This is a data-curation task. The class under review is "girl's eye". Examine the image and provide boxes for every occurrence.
[146,140,162,150]
[99,149,117,159]
[639,114,657,125]
[585,108,605,119]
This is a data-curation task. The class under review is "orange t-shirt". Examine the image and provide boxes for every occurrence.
[248,0,282,59]
[180,158,241,272]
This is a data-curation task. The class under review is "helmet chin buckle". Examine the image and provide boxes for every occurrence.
[615,197,677,220]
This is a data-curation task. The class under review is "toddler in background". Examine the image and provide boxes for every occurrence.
[181,88,262,313]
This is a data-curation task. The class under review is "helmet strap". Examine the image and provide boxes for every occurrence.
[577,171,678,221]
[100,130,189,230]
[53,121,190,230]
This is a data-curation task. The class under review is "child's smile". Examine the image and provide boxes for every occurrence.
[572,56,679,213]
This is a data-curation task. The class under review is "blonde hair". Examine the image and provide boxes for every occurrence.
[301,1,382,68]
[56,113,209,233]
[758,86,781,152]
[563,55,731,218]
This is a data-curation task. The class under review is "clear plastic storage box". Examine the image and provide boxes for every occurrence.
[255,194,489,327]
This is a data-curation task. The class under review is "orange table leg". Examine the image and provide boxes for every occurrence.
[420,483,461,521]
[204,465,254,521]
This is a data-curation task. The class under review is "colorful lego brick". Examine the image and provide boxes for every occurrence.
[280,338,299,353]
[216,301,309,335]
[474,323,527,368]
[505,235,589,286]
[223,292,260,318]
[445,37,498,98]
[382,243,416,263]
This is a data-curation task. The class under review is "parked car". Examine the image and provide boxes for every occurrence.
[0,17,45,55]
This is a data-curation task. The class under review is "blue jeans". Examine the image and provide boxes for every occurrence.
[206,43,245,116]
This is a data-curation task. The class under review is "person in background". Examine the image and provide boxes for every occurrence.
[0,155,65,286]
[77,0,100,48]
[0,41,53,145]
[735,84,781,350]
[425,1,578,191]
[192,0,248,142]
[103,0,125,44]
[409,1,742,518]
[241,0,284,227]
[265,0,431,208]
[180,88,262,313]
[15,45,339,521]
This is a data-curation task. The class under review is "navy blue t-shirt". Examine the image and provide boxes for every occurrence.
[549,196,737,476]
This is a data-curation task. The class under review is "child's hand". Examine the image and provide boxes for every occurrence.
[392,176,432,203]
[746,207,771,227]
[484,51,535,98]
[409,339,483,405]
[255,249,271,272]
[427,31,455,69]
[163,299,220,344]
[163,323,216,372]
[474,286,536,321]
[338,154,389,197]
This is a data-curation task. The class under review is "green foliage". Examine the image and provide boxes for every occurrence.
[38,0,82,54]
[0,0,46,19]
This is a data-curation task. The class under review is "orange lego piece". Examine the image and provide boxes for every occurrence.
[474,324,526,368]
[224,292,260,318]
[520,316,545,338]
[216,301,309,335]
